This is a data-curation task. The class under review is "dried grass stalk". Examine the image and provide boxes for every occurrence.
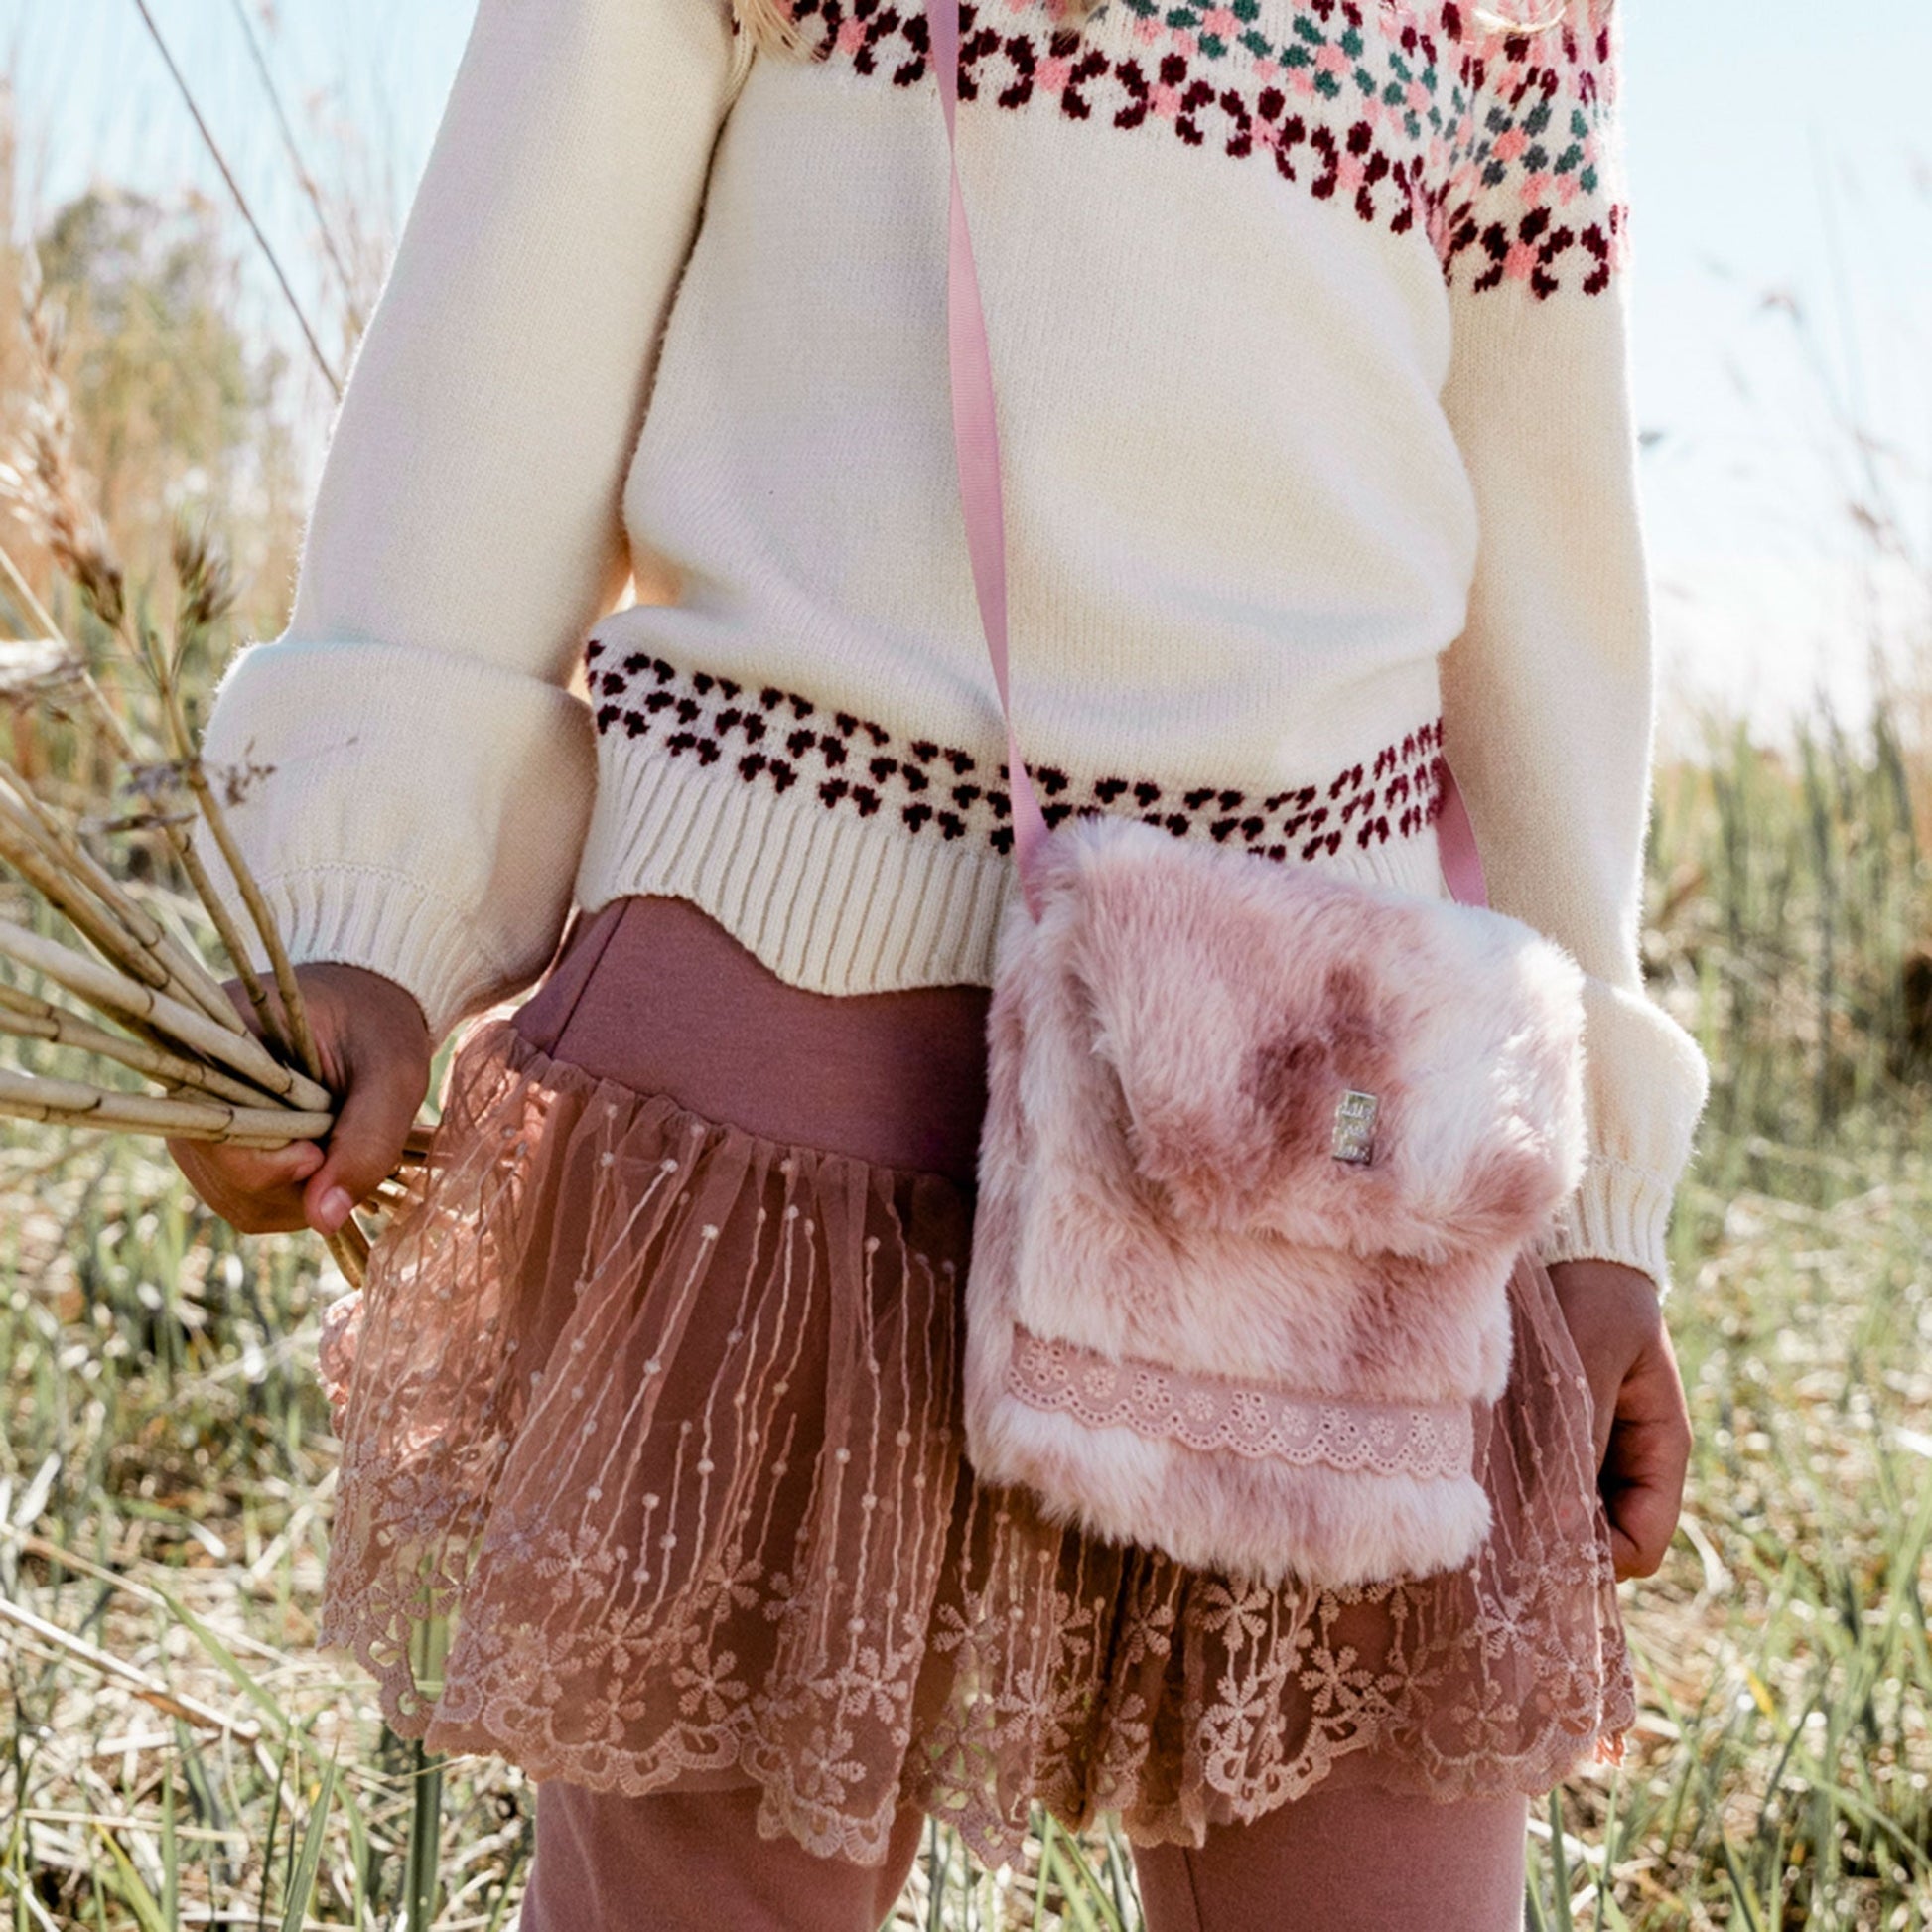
[156,670,320,1080]
[0,261,418,1293]
[0,918,331,1112]
[0,295,311,1070]
[0,1066,332,1145]
[0,800,185,1000]
[328,1220,370,1284]
[0,980,290,1111]
[0,1598,260,1740]
[70,668,289,1044]
[0,764,243,1035]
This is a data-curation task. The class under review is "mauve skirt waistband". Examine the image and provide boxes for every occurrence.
[510,894,994,1187]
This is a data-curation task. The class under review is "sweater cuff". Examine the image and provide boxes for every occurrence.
[1529,970,1711,1302]
[1534,1153,1678,1297]
[237,864,533,1048]
[197,636,599,1050]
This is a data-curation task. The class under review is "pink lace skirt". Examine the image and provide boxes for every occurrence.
[316,897,1633,1869]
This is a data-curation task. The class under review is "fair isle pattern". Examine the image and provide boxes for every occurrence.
[782,0,1623,296]
[1443,4,1625,295]
[585,637,1449,861]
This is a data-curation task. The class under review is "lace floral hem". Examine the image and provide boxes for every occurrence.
[316,1017,1633,1869]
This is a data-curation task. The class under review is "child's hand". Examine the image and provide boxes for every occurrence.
[1547,1258,1692,1582]
[166,963,434,1240]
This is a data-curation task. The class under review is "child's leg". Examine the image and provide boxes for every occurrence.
[517,1781,928,1932]
[1132,1779,1530,1932]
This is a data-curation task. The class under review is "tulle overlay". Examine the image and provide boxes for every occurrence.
[317,1015,1634,1868]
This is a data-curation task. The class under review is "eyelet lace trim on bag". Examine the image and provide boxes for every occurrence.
[1006,1328,1477,1477]
[316,1019,1634,1870]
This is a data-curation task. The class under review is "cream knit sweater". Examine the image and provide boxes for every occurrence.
[200,0,1709,1288]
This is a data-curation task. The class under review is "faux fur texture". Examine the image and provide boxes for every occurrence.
[964,813,1588,1588]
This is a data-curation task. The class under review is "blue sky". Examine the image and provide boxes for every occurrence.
[5,0,1930,743]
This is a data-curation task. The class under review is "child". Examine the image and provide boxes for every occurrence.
[170,0,1708,1921]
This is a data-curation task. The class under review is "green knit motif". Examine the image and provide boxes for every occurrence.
[799,0,1623,296]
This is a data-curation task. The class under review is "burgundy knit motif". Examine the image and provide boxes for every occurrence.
[586,638,1447,862]
[784,0,1624,298]
[1438,18,1623,297]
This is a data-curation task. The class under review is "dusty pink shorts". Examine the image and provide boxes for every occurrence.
[316,893,1633,1871]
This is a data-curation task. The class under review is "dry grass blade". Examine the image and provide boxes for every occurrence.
[0,1066,331,1145]
[0,1598,259,1740]
[327,1219,370,1291]
[0,1527,293,1667]
[0,760,244,1035]
[0,793,186,998]
[0,281,295,1063]
[71,665,290,1045]
[0,917,332,1112]
[0,979,298,1112]
[0,274,126,631]
[156,670,320,1082]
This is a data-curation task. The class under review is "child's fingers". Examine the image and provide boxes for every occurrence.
[1581,1352,1619,1476]
[212,1139,328,1196]
[302,1049,426,1235]
[1601,1345,1692,1579]
[162,962,433,1239]
[168,1135,327,1233]
[1604,1461,1683,1579]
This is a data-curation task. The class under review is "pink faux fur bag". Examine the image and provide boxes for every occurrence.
[962,816,1587,1587]
[926,0,1587,1587]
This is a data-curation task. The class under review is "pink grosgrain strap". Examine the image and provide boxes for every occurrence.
[929,0,1052,912]
[924,0,1489,913]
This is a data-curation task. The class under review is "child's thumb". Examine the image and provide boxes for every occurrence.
[302,1052,424,1236]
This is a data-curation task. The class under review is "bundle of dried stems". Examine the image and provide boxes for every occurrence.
[0,255,428,1288]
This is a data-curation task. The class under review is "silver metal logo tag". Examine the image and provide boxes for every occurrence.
[1331,1090,1379,1165]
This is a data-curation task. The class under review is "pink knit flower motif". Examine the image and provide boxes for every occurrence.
[1202,5,1239,34]
[1424,197,1452,258]
[1408,172,1437,235]
[1487,52,1532,99]
[1148,75,1183,119]
[1035,52,1072,91]
[1503,236,1539,282]
[1609,210,1633,269]
[836,14,868,53]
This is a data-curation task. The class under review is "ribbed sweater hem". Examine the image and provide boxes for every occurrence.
[574,737,1448,993]
[1534,1154,1677,1298]
[243,866,517,1044]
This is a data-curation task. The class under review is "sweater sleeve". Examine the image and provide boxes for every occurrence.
[196,0,745,1045]
[1435,0,1709,1295]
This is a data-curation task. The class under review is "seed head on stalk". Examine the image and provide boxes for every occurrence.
[0,248,427,1289]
